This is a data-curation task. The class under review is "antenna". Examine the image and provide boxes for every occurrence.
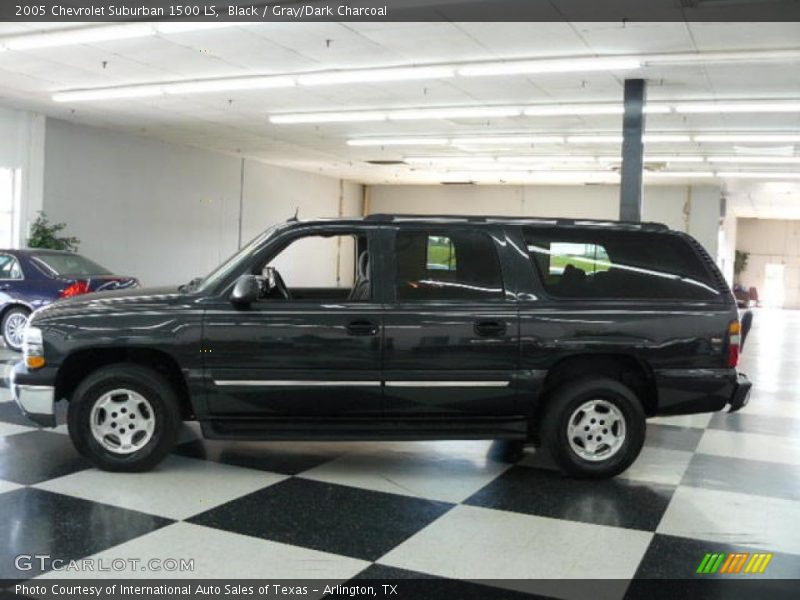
[288,207,299,222]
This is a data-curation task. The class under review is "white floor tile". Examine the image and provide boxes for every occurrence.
[300,442,510,503]
[658,486,800,555]
[649,414,713,429]
[617,447,693,486]
[0,479,22,495]
[697,428,800,467]
[34,455,287,520]
[379,504,652,592]
[36,522,370,582]
[0,422,36,437]
[740,399,800,420]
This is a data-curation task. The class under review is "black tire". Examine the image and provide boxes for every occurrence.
[2,306,31,352]
[540,377,646,479]
[68,364,181,472]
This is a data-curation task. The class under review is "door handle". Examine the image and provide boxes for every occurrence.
[474,320,506,337]
[0,284,10,291]
[346,320,379,336]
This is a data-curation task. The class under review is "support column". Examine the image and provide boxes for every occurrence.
[619,78,646,222]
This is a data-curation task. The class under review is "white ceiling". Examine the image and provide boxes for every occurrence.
[1,21,799,216]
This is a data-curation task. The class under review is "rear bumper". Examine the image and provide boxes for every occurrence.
[727,372,752,413]
[9,361,56,427]
[654,368,751,416]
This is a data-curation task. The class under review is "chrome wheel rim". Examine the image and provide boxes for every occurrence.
[567,399,626,462]
[5,313,28,349]
[89,389,155,454]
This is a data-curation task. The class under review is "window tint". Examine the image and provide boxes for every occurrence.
[524,227,720,300]
[396,230,504,301]
[0,255,22,279]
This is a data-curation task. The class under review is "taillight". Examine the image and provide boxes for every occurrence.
[61,280,90,298]
[727,320,741,368]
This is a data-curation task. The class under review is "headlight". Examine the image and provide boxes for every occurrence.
[23,327,45,369]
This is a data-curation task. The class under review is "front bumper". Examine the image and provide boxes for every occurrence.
[727,372,752,413]
[9,362,56,427]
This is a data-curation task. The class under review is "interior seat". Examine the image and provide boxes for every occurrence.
[349,250,371,301]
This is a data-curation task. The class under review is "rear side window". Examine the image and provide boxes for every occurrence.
[524,227,720,300]
[396,230,504,301]
[31,253,112,276]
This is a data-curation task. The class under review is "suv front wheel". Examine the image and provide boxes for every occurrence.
[540,377,646,479]
[68,364,181,472]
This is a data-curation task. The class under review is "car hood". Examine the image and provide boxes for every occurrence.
[32,285,186,320]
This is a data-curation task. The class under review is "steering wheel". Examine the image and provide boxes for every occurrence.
[265,267,292,300]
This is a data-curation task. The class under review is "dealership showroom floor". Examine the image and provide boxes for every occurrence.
[1,310,799,594]
[2,16,800,599]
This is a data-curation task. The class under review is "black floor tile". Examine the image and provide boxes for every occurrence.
[709,412,800,438]
[465,466,675,531]
[188,477,452,561]
[628,534,800,599]
[0,402,40,427]
[0,487,173,579]
[0,431,90,485]
[682,453,800,501]
[173,438,346,475]
[646,423,704,452]
[352,565,553,598]
[0,400,67,427]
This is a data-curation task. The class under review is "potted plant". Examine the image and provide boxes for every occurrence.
[27,212,80,252]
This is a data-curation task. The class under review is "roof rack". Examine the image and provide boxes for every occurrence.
[363,213,669,231]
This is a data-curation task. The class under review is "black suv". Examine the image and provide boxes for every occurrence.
[10,214,751,478]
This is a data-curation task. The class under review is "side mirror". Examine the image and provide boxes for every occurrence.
[230,274,260,307]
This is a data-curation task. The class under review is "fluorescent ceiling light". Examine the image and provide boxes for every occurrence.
[644,49,800,66]
[165,76,295,94]
[566,135,623,144]
[405,157,500,165]
[155,23,240,34]
[523,104,623,117]
[389,107,521,120]
[708,156,800,164]
[675,101,800,114]
[645,171,715,178]
[599,156,705,163]
[271,111,386,124]
[297,66,454,86]
[496,156,599,164]
[459,57,641,77]
[695,134,800,143]
[717,172,800,180]
[52,85,164,102]
[348,138,449,147]
[4,24,155,50]
[453,136,565,145]
[445,171,621,184]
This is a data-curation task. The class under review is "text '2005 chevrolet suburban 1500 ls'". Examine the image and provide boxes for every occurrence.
[10,214,752,478]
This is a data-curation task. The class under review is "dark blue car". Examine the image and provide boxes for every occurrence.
[0,249,137,351]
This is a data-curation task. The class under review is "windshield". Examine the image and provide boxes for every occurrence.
[32,253,113,276]
[194,224,283,293]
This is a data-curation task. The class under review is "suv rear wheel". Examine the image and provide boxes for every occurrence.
[540,377,646,478]
[68,364,181,472]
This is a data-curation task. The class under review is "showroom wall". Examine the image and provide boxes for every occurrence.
[737,218,800,309]
[42,119,363,287]
[367,184,722,257]
[0,105,45,248]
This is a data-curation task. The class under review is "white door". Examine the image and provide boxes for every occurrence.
[763,263,786,308]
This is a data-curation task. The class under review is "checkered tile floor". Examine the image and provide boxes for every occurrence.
[2,310,800,598]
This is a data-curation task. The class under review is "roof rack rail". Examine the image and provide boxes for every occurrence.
[363,213,669,231]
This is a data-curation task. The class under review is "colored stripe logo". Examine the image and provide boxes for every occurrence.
[697,552,773,574]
